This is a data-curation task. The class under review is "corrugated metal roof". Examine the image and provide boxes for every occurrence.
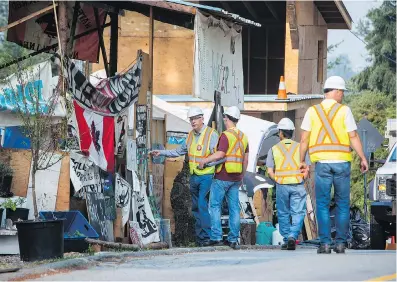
[155,94,324,103]
[165,0,262,27]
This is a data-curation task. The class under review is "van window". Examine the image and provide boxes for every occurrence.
[389,148,396,162]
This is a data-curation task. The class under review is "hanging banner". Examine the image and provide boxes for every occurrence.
[115,173,132,226]
[194,11,244,109]
[51,51,143,116]
[73,101,115,172]
[7,1,106,62]
[132,181,160,245]
[0,60,65,126]
[152,164,164,217]
[70,152,102,196]
[115,112,128,157]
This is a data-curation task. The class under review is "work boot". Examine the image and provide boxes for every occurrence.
[287,237,296,250]
[228,242,240,250]
[317,244,331,254]
[281,243,288,250]
[333,243,346,254]
[203,240,223,247]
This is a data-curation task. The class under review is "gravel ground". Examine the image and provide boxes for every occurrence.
[0,252,89,270]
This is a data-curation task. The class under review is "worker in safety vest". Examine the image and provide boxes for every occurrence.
[266,118,310,251]
[150,106,219,247]
[299,76,369,254]
[198,106,249,250]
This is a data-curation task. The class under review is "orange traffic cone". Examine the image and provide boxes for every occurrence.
[277,76,287,100]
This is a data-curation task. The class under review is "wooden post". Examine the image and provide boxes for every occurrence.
[146,6,154,193]
[94,8,109,77]
[58,1,68,55]
[68,1,80,56]
[109,11,119,76]
[247,27,251,94]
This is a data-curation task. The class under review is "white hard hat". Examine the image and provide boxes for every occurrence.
[323,76,347,91]
[187,107,204,118]
[277,118,295,130]
[224,106,240,120]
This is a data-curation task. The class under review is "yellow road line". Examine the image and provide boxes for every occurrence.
[366,273,397,281]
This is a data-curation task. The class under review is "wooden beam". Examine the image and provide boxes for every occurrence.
[94,7,110,77]
[68,1,80,55]
[247,28,251,94]
[286,1,299,50]
[82,1,126,16]
[109,11,119,76]
[0,22,111,70]
[242,2,258,21]
[0,4,58,33]
[131,0,196,15]
[264,2,279,21]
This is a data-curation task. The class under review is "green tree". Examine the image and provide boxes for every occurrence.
[344,91,396,212]
[352,1,396,98]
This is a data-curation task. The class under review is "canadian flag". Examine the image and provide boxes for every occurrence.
[73,101,115,172]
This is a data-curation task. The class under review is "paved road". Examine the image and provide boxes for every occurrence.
[38,249,396,281]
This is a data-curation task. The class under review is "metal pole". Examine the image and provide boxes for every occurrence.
[363,129,368,220]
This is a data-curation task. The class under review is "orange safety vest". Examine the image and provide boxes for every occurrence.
[216,127,248,174]
[272,139,304,185]
[186,126,217,175]
[308,101,352,163]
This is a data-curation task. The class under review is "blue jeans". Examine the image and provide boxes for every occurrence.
[315,162,351,245]
[276,183,307,242]
[209,179,241,243]
[190,174,213,243]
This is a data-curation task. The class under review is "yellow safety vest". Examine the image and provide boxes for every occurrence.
[216,127,248,174]
[308,101,352,163]
[272,139,304,185]
[186,126,217,175]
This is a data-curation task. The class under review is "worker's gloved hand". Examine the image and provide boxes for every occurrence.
[149,150,161,157]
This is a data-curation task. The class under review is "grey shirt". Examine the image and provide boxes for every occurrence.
[159,125,219,158]
[266,140,311,169]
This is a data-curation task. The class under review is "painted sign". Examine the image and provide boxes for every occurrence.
[7,1,106,62]
[115,173,132,226]
[194,11,244,109]
[70,152,102,196]
[131,180,160,245]
[0,60,65,120]
[115,113,128,157]
[136,105,147,148]
[126,139,137,171]
[86,192,114,241]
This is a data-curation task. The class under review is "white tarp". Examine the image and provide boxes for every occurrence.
[194,11,244,110]
[0,60,66,126]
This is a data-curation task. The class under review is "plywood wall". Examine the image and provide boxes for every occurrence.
[92,11,194,95]
[0,149,70,210]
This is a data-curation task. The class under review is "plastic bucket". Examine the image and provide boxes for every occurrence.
[6,208,29,223]
[256,222,276,245]
[15,219,64,261]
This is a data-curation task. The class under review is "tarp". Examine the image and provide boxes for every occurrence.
[194,11,244,109]
[7,1,106,62]
[0,60,66,126]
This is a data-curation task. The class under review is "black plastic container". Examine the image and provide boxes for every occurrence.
[15,219,64,262]
[0,208,3,224]
[6,208,29,223]
[39,211,99,253]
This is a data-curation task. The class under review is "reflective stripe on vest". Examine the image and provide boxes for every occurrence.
[216,128,248,174]
[273,140,303,184]
[309,103,351,155]
[187,127,215,175]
